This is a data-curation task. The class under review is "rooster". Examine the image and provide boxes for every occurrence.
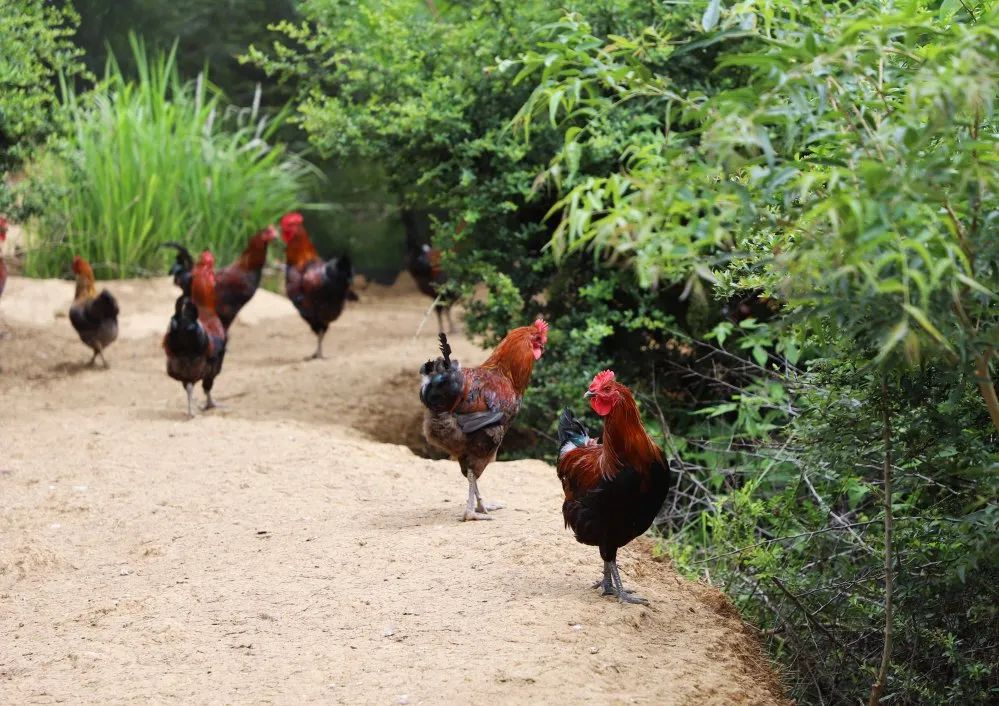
[420,319,548,520]
[160,225,277,329]
[406,240,454,334]
[280,212,358,359]
[556,370,672,605]
[163,251,227,417]
[69,256,119,368]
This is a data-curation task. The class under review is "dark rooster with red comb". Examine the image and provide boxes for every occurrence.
[420,319,548,520]
[280,212,358,359]
[556,370,672,604]
[163,251,227,417]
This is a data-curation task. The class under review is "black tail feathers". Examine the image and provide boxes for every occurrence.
[91,289,120,319]
[556,407,591,454]
[438,333,452,368]
[159,242,194,267]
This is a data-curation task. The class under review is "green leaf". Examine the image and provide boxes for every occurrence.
[548,89,563,126]
[876,320,909,363]
[702,0,722,32]
[902,304,953,351]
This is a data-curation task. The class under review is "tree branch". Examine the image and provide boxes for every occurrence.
[868,376,894,706]
[974,350,999,435]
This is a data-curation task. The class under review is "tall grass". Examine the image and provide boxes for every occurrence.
[23,37,317,278]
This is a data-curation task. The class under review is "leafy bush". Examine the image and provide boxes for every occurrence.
[252,0,997,701]
[507,1,998,703]
[0,0,87,212]
[22,38,316,278]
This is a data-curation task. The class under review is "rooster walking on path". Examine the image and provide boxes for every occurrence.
[556,370,672,605]
[69,256,119,368]
[163,251,227,418]
[281,212,358,360]
[420,320,548,520]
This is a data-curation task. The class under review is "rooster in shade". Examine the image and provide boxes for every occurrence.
[556,370,672,605]
[69,256,119,368]
[280,212,358,359]
[407,241,454,334]
[163,251,227,417]
[420,319,548,520]
[160,225,277,330]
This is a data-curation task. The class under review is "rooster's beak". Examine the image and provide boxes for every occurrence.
[583,390,595,399]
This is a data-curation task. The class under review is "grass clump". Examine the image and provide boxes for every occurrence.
[22,36,316,278]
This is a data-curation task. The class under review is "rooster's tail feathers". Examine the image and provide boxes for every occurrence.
[438,333,452,368]
[557,407,591,458]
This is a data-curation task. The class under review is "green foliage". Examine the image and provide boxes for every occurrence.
[22,38,315,278]
[0,0,87,211]
[251,0,997,701]
[507,0,999,702]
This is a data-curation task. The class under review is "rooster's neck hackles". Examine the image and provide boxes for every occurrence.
[285,228,320,269]
[600,384,663,477]
[481,326,537,393]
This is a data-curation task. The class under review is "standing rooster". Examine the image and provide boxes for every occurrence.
[556,370,671,605]
[280,212,358,359]
[160,225,277,329]
[406,240,454,334]
[69,256,119,368]
[420,319,548,520]
[163,251,227,417]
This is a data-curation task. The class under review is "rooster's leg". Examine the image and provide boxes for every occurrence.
[309,331,326,360]
[98,350,109,369]
[609,561,649,605]
[203,391,217,411]
[462,472,493,521]
[591,561,615,595]
[185,383,195,419]
[88,349,99,366]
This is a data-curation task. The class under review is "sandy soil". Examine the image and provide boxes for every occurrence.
[0,274,787,705]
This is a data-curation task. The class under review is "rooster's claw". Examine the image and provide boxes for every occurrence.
[461,510,494,521]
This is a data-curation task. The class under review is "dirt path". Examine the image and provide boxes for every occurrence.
[0,275,786,705]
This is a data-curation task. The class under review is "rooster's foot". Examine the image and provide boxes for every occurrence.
[591,578,635,595]
[604,561,649,606]
[202,391,223,412]
[475,500,504,513]
[462,509,494,521]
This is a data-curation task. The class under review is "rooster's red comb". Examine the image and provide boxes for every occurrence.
[589,369,616,390]
[281,212,303,229]
[533,318,549,341]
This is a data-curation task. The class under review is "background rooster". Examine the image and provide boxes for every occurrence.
[556,370,672,605]
[280,212,358,359]
[163,251,227,417]
[160,225,277,329]
[420,319,548,520]
[69,256,119,368]
[406,239,454,334]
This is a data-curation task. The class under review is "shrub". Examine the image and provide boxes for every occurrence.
[0,0,87,212]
